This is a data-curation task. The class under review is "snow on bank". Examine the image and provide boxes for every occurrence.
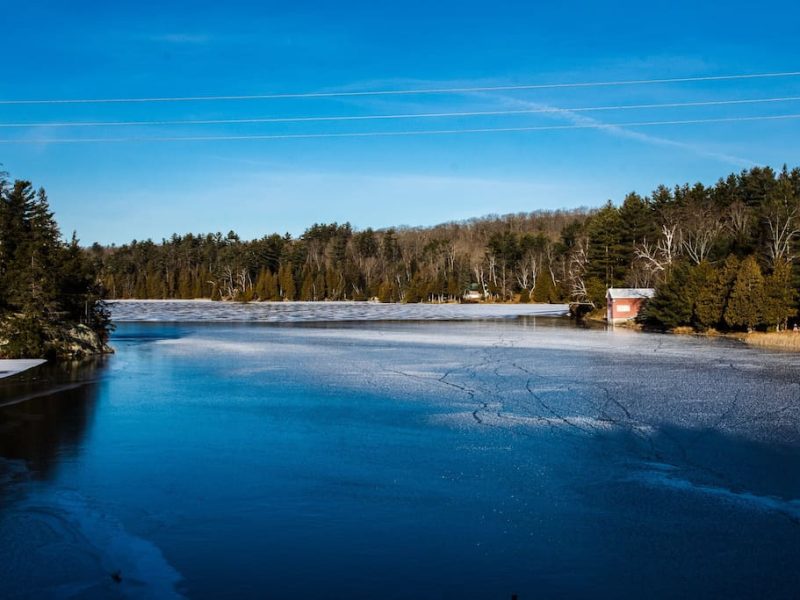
[0,359,46,380]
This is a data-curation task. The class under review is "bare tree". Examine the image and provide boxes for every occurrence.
[634,224,679,282]
[764,182,800,265]
[679,210,723,264]
[567,236,589,301]
[725,200,752,241]
[516,250,541,297]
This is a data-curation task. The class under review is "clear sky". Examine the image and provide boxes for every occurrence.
[2,0,799,245]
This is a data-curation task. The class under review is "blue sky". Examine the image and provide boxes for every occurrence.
[2,0,799,245]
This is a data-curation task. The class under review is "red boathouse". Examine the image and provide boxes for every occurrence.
[606,288,655,324]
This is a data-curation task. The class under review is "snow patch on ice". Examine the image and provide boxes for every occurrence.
[430,411,639,433]
[155,338,268,355]
[17,490,185,599]
[0,359,46,379]
[633,469,800,520]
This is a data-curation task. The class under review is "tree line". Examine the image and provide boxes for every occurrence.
[93,165,800,331]
[0,172,111,358]
[3,164,798,348]
[92,211,587,304]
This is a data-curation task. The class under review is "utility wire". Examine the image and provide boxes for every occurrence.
[2,113,799,144]
[1,71,799,105]
[2,96,799,128]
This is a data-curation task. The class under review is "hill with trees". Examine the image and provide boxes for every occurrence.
[93,165,800,332]
[2,164,797,358]
[0,172,112,359]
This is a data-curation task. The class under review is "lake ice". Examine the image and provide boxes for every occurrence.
[1,303,798,599]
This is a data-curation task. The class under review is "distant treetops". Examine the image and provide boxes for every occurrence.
[0,172,112,359]
[3,164,798,354]
[94,165,799,332]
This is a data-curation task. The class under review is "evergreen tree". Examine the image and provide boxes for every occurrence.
[618,192,657,269]
[0,176,111,358]
[692,260,727,330]
[724,256,765,331]
[762,260,797,331]
[300,269,315,301]
[638,265,694,329]
[278,263,296,300]
[586,202,625,289]
[0,181,36,308]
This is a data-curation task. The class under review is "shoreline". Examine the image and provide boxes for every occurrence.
[657,327,800,353]
[108,298,214,303]
[0,359,47,380]
[107,300,800,353]
[742,331,800,352]
[582,309,800,353]
[107,298,558,306]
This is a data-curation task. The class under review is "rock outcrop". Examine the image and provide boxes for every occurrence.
[0,317,113,360]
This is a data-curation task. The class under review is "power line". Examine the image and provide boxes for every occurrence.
[2,96,799,128]
[1,71,799,105]
[2,113,799,144]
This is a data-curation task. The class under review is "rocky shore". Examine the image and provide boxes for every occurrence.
[0,319,113,361]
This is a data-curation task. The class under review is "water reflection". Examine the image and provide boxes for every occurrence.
[0,360,104,479]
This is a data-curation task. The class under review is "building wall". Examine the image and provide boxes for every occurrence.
[607,297,647,323]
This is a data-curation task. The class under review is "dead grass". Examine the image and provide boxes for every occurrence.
[744,331,800,351]
[671,326,695,335]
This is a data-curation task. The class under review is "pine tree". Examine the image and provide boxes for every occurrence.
[618,192,657,256]
[178,270,193,299]
[691,261,726,330]
[300,269,315,301]
[586,202,625,288]
[0,177,112,358]
[326,268,343,300]
[0,181,37,308]
[762,260,797,331]
[377,280,396,303]
[638,264,694,329]
[254,269,269,300]
[278,263,296,300]
[532,272,558,303]
[270,272,281,300]
[27,189,63,314]
[724,256,765,331]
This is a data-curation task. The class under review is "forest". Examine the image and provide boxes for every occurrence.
[93,165,800,332]
[1,165,798,354]
[0,173,111,358]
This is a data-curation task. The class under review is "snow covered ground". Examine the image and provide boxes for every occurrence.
[0,359,46,380]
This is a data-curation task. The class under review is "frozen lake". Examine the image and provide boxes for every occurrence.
[1,303,798,598]
[108,299,570,322]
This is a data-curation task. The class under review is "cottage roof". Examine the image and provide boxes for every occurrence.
[606,287,655,300]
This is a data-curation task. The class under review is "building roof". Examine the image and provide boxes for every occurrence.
[606,287,655,299]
